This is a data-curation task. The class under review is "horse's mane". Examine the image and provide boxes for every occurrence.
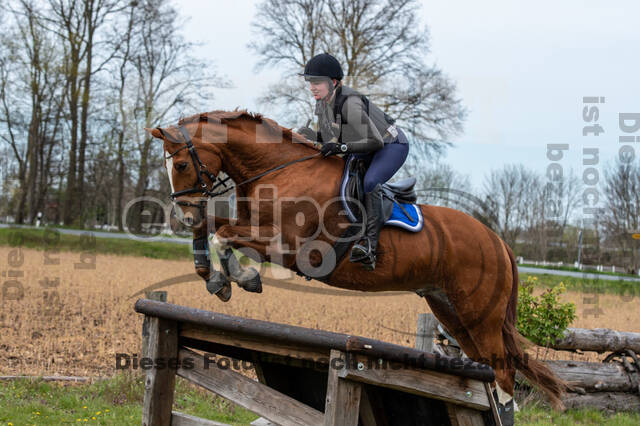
[177,108,312,145]
[173,108,320,158]
[178,108,270,127]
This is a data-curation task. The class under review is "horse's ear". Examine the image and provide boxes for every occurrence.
[144,127,164,140]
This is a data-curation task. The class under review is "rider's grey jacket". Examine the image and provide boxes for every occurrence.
[315,85,403,154]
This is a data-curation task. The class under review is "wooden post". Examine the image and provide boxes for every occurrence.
[142,291,167,358]
[324,349,362,426]
[141,315,178,426]
[416,313,439,353]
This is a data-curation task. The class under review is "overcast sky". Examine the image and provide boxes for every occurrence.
[173,0,639,188]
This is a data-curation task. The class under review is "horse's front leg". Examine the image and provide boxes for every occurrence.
[210,224,277,294]
[192,219,232,301]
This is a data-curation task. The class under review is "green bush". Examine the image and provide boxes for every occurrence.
[517,276,576,347]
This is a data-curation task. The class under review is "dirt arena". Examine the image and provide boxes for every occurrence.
[1,246,639,377]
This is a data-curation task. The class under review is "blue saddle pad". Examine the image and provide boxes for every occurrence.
[340,156,424,232]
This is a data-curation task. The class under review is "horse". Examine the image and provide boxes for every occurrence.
[144,109,567,419]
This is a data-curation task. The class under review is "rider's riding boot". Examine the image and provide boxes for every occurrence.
[350,184,386,271]
[218,248,262,293]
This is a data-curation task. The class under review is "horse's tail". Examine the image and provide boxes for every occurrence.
[502,242,568,410]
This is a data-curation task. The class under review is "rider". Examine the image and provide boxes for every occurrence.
[297,52,409,270]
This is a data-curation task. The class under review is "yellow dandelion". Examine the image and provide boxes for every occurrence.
[92,417,96,420]
[36,412,40,415]
[83,406,87,409]
[105,409,110,413]
[96,411,101,415]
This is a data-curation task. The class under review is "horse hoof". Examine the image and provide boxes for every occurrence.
[216,284,232,302]
[206,271,232,302]
[236,268,262,293]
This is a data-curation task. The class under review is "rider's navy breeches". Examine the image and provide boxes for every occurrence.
[357,128,409,193]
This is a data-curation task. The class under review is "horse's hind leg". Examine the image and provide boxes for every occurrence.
[422,290,483,360]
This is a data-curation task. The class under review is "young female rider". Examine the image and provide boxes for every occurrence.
[297,53,410,270]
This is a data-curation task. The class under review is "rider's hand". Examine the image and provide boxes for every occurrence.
[296,126,317,141]
[320,142,346,157]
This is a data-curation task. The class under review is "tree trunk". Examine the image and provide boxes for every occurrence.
[26,107,40,224]
[552,328,640,353]
[133,136,153,232]
[77,29,94,220]
[15,167,27,224]
[63,71,79,225]
[116,128,125,231]
[545,360,637,393]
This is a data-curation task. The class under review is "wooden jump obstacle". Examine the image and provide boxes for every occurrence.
[135,299,502,426]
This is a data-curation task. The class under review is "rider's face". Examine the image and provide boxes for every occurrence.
[309,79,336,100]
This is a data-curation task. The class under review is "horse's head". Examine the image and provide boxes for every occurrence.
[145,125,223,230]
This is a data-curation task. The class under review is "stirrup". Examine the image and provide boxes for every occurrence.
[350,238,375,264]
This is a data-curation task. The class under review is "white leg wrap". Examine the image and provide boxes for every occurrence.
[495,383,514,407]
[210,233,229,253]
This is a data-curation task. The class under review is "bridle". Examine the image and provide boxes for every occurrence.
[162,124,322,222]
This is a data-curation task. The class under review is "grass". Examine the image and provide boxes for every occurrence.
[521,262,638,278]
[2,375,640,425]
[515,402,640,425]
[520,271,640,298]
[0,227,194,261]
[0,372,258,425]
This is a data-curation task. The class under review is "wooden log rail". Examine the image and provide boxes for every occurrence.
[135,299,501,426]
[552,328,640,353]
[418,313,640,412]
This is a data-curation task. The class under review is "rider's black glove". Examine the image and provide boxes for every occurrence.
[320,142,348,157]
[296,126,318,141]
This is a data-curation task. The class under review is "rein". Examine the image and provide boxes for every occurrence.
[164,125,322,204]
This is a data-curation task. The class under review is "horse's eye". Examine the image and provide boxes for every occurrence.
[175,162,188,172]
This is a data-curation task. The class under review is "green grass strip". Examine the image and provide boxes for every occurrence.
[0,373,258,425]
[0,227,193,261]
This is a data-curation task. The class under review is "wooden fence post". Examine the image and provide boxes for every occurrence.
[142,291,167,358]
[141,314,178,426]
[324,349,362,426]
[416,313,439,353]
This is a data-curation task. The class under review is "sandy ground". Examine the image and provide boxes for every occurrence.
[1,246,638,377]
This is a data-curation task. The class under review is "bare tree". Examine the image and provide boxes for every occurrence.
[600,159,640,271]
[0,0,230,229]
[0,1,66,224]
[128,0,229,231]
[40,0,124,225]
[249,0,465,156]
[482,164,539,249]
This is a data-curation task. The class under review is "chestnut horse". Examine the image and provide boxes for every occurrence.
[144,110,566,414]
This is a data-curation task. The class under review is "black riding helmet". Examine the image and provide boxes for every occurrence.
[299,53,344,81]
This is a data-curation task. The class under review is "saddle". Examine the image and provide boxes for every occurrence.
[295,154,423,283]
[340,155,423,231]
